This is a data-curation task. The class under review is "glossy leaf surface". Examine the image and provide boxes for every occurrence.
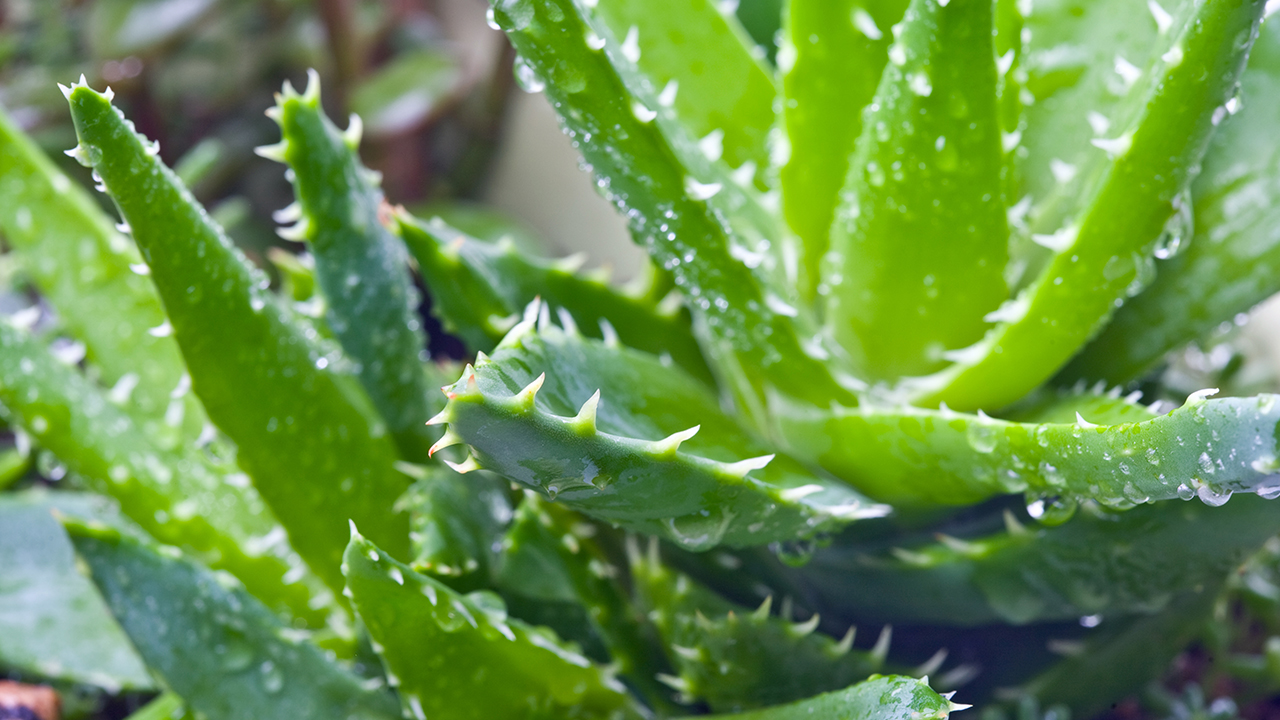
[65,82,411,590]
[779,390,1280,507]
[1062,16,1280,384]
[0,491,151,691]
[0,320,325,624]
[593,0,776,174]
[703,675,959,720]
[0,106,200,433]
[913,0,1265,410]
[431,313,887,550]
[343,529,643,720]
[779,0,907,295]
[270,74,435,460]
[797,494,1280,625]
[66,519,402,720]
[488,0,856,419]
[634,543,884,712]
[825,0,1010,380]
[399,213,712,384]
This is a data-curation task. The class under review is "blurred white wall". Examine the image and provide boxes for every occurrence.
[483,89,645,280]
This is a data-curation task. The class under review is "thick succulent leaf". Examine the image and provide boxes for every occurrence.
[702,675,961,720]
[1017,587,1218,718]
[343,529,644,720]
[796,494,1280,626]
[1061,17,1280,384]
[633,541,886,712]
[399,213,713,384]
[65,519,403,720]
[487,0,856,418]
[0,105,201,435]
[592,0,776,175]
[267,73,435,460]
[64,81,411,590]
[910,0,1266,411]
[430,312,887,550]
[0,320,327,625]
[778,0,907,295]
[401,464,512,585]
[825,0,1010,381]
[496,496,676,710]
[0,491,151,691]
[1017,0,1175,241]
[778,387,1280,507]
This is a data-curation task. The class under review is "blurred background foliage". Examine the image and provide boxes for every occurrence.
[7,2,1280,719]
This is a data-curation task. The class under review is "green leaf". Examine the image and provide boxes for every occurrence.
[1018,587,1218,718]
[65,518,403,720]
[488,0,856,419]
[910,0,1266,411]
[122,693,187,720]
[399,213,713,384]
[343,528,644,720]
[591,0,777,176]
[0,490,151,691]
[778,0,907,296]
[430,311,887,550]
[1017,0,1173,242]
[64,81,411,590]
[348,49,461,137]
[634,541,887,712]
[400,464,512,585]
[0,104,201,436]
[779,387,1280,508]
[1061,16,1280,385]
[798,494,1280,626]
[825,0,1010,381]
[267,73,435,460]
[495,495,676,711]
[701,675,962,720]
[0,320,327,624]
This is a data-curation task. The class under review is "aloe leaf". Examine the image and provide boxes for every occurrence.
[634,541,887,712]
[0,105,200,435]
[592,0,776,175]
[488,0,855,417]
[398,213,713,384]
[1017,0,1176,241]
[0,319,327,624]
[64,518,403,720]
[123,693,187,720]
[64,81,411,589]
[342,528,645,720]
[496,495,676,710]
[824,0,1009,381]
[1061,17,1280,385]
[430,309,887,550]
[1017,587,1218,718]
[400,464,512,585]
[779,388,1280,507]
[702,675,962,720]
[910,0,1266,411]
[778,0,907,294]
[266,73,435,460]
[798,494,1280,626]
[0,491,151,691]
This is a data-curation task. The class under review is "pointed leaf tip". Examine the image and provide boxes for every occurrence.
[570,390,601,432]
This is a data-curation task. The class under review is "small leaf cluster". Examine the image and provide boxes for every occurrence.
[1,0,1280,717]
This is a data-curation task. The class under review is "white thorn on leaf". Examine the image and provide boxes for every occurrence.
[571,390,601,432]
[722,454,775,478]
[649,425,699,458]
[444,455,482,474]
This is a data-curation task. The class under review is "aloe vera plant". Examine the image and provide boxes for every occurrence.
[2,0,1280,717]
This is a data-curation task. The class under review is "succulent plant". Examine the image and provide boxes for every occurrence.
[2,0,1280,717]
